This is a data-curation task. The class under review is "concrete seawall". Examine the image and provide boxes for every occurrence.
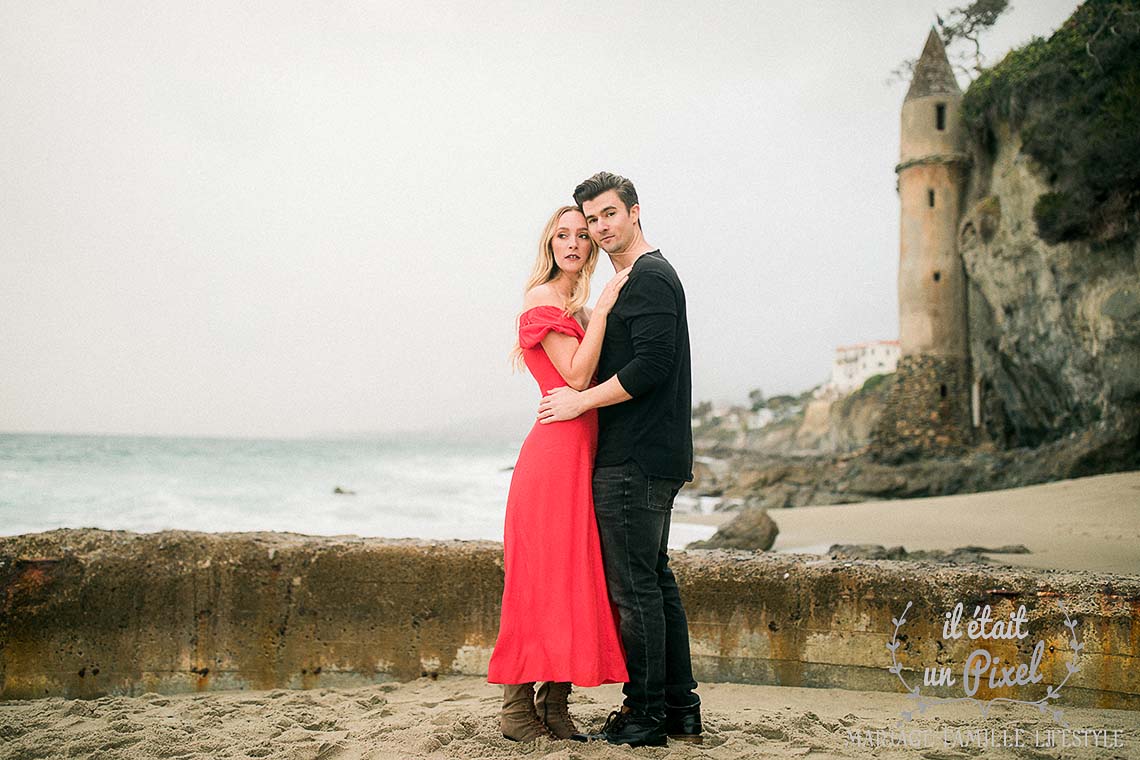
[2,529,1137,709]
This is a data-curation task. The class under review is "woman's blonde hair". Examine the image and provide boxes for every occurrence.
[509,205,600,371]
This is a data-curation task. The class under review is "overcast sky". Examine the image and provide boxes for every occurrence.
[1,1,1079,440]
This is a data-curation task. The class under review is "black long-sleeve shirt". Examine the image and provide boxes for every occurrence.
[596,250,694,481]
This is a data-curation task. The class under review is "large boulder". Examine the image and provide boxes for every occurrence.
[686,507,778,551]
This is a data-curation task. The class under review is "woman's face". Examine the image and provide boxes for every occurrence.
[550,210,592,275]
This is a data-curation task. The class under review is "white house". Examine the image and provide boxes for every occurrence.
[823,340,900,396]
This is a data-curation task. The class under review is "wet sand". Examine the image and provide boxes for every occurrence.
[676,471,1140,574]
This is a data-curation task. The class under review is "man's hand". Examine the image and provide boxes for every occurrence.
[538,386,586,423]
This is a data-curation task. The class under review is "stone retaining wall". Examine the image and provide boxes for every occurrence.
[2,529,1136,710]
[873,354,976,457]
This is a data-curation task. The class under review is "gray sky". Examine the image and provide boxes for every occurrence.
[1,1,1079,440]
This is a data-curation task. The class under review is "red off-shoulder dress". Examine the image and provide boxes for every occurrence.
[486,306,628,686]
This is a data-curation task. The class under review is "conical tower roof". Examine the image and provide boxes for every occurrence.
[904,28,961,101]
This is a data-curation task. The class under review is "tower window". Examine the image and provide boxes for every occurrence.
[940,384,948,398]
[928,189,935,207]
[936,103,946,131]
[933,271,941,282]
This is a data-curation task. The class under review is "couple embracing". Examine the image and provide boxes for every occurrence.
[487,172,701,748]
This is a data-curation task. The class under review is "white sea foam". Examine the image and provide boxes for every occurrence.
[0,433,700,549]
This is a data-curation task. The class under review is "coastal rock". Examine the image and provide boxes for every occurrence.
[689,456,729,495]
[760,483,797,509]
[959,122,1140,452]
[828,544,908,561]
[686,507,778,551]
[828,543,1032,564]
[845,468,908,497]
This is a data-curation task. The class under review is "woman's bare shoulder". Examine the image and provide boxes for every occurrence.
[523,283,562,309]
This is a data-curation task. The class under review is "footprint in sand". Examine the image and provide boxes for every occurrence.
[443,692,475,701]
[63,701,97,718]
[747,723,789,741]
[354,694,387,709]
[416,731,455,753]
[429,711,463,726]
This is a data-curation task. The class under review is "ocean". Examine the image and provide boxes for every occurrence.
[0,433,715,547]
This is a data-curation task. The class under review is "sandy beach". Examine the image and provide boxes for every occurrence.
[676,471,1140,574]
[2,674,1138,760]
[3,473,1137,759]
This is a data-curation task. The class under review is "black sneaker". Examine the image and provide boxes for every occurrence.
[599,707,668,747]
[665,699,703,743]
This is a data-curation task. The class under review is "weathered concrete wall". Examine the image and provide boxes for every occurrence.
[2,529,1137,710]
[0,530,503,700]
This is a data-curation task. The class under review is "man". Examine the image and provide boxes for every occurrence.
[538,171,701,747]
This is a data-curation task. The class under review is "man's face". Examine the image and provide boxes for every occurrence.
[581,189,639,254]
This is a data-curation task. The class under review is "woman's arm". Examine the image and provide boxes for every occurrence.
[528,267,630,391]
[540,316,607,391]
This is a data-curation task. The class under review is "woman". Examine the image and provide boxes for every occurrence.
[487,206,631,741]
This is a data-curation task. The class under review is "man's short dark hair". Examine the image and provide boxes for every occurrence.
[573,171,639,213]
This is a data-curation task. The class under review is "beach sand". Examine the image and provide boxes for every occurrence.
[2,675,1138,759]
[675,471,1140,574]
[3,472,1137,759]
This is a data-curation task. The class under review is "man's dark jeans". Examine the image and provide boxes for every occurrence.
[593,460,699,719]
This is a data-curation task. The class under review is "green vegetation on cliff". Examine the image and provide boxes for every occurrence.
[961,0,1140,244]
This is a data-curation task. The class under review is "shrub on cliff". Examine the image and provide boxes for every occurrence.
[961,0,1140,244]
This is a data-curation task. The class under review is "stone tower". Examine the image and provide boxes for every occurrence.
[874,29,974,457]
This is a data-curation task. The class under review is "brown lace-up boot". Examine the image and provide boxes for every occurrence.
[534,681,579,739]
[500,683,555,741]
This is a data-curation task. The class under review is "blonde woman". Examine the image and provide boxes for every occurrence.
[487,206,631,741]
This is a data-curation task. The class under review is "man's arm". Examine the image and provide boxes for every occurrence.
[538,272,678,423]
[613,311,676,396]
[537,375,632,424]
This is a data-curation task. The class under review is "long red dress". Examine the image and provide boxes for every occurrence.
[487,305,628,687]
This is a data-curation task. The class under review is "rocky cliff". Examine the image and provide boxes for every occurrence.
[957,0,1139,463]
[960,126,1140,452]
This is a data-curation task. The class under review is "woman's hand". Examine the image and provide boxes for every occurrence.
[593,266,632,316]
